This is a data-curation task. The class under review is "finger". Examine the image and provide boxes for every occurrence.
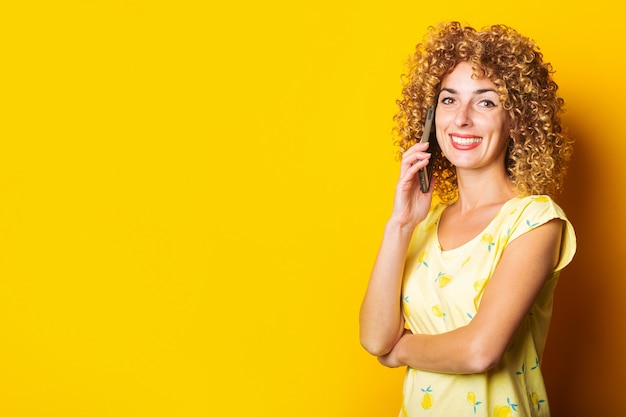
[407,141,430,152]
[398,158,429,190]
[402,142,429,162]
[401,151,431,176]
[402,149,430,167]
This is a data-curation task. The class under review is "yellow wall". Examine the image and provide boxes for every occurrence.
[0,1,622,416]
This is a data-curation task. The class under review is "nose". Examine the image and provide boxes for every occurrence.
[454,102,473,127]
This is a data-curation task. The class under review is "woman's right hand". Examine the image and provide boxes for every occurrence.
[360,144,432,356]
[390,142,434,229]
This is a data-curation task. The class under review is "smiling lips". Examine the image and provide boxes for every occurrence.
[450,134,483,150]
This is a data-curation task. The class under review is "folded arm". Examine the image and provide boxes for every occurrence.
[377,219,563,374]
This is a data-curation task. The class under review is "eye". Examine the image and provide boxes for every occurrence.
[478,99,497,108]
[440,97,455,105]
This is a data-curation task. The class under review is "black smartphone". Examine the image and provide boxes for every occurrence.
[418,106,435,193]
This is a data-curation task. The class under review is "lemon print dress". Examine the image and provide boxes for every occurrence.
[400,195,576,417]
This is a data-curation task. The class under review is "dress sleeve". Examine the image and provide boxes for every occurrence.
[506,195,577,272]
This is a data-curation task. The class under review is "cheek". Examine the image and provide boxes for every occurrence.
[433,112,452,140]
[502,122,511,139]
[497,122,511,147]
[498,113,511,135]
[435,126,446,149]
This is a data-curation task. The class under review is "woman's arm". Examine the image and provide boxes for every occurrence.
[377,218,563,374]
[359,142,433,356]
[359,221,414,356]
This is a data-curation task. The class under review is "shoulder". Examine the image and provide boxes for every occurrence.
[500,195,577,271]
[505,195,566,217]
[408,200,447,254]
[498,195,571,231]
[416,199,447,231]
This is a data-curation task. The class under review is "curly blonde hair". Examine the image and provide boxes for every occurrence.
[394,22,573,203]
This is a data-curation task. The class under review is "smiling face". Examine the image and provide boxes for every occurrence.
[435,62,510,174]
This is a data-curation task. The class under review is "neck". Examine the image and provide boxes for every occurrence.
[454,169,516,212]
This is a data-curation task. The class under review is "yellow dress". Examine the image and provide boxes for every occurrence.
[400,195,576,417]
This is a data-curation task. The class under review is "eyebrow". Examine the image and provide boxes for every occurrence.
[440,87,497,95]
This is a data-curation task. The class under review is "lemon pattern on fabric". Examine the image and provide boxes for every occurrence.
[480,233,495,251]
[494,398,518,417]
[416,251,429,269]
[435,272,452,288]
[431,304,444,318]
[402,295,412,319]
[398,195,576,416]
[420,386,434,410]
[529,392,546,411]
[467,391,483,414]
[473,279,487,291]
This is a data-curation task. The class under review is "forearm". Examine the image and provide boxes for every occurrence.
[386,325,497,374]
[359,221,415,356]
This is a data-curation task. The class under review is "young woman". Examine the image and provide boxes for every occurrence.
[359,22,576,416]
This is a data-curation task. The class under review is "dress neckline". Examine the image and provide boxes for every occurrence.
[436,196,519,254]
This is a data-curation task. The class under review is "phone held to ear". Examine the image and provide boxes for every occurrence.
[418,106,435,193]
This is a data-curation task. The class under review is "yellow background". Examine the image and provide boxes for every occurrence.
[0,1,623,416]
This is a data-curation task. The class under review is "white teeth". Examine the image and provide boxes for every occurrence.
[451,135,482,145]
